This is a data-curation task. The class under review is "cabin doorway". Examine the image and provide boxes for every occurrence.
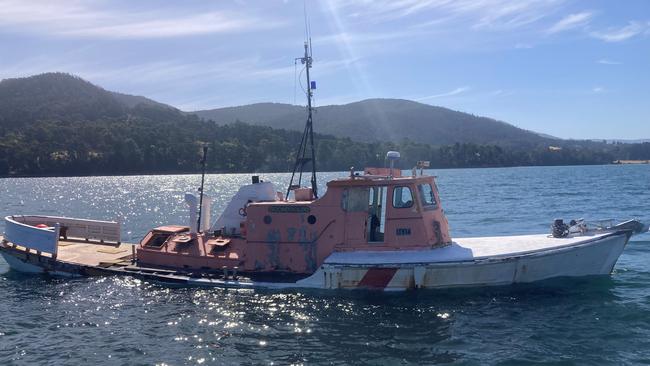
[367,186,387,242]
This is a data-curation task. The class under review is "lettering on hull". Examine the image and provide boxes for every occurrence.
[396,228,411,236]
[268,206,311,213]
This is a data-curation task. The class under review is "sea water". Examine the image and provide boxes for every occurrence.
[0,164,649,365]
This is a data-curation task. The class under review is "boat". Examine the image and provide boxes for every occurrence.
[1,42,648,290]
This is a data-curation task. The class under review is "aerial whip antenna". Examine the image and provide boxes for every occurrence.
[286,6,318,200]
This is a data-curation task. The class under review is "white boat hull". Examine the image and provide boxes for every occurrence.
[304,231,629,290]
[0,251,81,277]
[0,250,47,274]
[0,231,631,290]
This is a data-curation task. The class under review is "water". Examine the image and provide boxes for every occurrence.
[1,164,649,365]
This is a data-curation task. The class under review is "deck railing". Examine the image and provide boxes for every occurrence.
[3,215,121,256]
[3,216,60,255]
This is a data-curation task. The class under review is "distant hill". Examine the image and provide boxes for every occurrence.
[193,99,553,147]
[193,103,303,127]
[111,91,177,111]
[1,72,648,177]
[0,72,179,130]
[0,73,126,127]
[602,139,650,144]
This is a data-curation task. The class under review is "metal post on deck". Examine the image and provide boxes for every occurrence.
[53,223,60,261]
[116,218,122,245]
[197,146,208,233]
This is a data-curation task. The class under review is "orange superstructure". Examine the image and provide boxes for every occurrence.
[136,169,451,276]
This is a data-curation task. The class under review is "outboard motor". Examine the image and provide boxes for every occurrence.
[552,218,569,238]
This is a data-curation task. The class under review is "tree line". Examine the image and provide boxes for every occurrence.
[1,104,649,177]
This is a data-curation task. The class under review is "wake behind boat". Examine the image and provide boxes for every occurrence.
[1,42,647,290]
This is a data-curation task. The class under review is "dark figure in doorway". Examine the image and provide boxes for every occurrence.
[369,210,380,242]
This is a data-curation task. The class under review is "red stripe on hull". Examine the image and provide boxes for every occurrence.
[358,268,397,288]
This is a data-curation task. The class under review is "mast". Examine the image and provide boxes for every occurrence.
[286,40,318,199]
[196,145,208,232]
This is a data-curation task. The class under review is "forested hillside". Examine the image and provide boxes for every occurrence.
[194,98,555,147]
[0,73,648,177]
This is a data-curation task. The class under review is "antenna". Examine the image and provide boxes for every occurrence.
[305,1,313,57]
[196,145,208,232]
[286,22,318,200]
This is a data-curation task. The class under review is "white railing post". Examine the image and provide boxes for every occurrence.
[54,223,60,259]
[116,218,122,244]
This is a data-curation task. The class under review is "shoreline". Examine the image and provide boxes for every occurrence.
[0,162,640,179]
[613,160,650,164]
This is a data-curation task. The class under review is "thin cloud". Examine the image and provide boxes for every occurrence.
[470,0,565,30]
[489,89,514,97]
[317,29,426,46]
[328,0,566,30]
[546,12,592,34]
[515,43,534,49]
[417,87,471,101]
[0,0,282,39]
[597,59,621,65]
[592,86,605,93]
[590,21,648,42]
[64,13,279,39]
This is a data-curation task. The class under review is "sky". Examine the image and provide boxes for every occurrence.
[0,0,648,139]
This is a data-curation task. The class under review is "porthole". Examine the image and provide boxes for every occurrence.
[263,215,272,224]
[307,215,317,225]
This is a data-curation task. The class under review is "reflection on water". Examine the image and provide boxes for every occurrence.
[1,165,649,364]
[2,269,648,365]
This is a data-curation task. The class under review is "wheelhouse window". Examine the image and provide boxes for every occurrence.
[341,187,369,212]
[392,186,414,208]
[341,186,387,242]
[418,183,437,210]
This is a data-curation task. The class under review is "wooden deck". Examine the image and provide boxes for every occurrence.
[0,235,136,267]
[57,240,136,267]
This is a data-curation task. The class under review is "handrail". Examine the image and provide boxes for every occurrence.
[10,215,120,243]
[4,216,60,255]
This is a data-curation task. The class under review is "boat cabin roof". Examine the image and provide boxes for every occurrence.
[328,174,436,188]
[153,225,190,234]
